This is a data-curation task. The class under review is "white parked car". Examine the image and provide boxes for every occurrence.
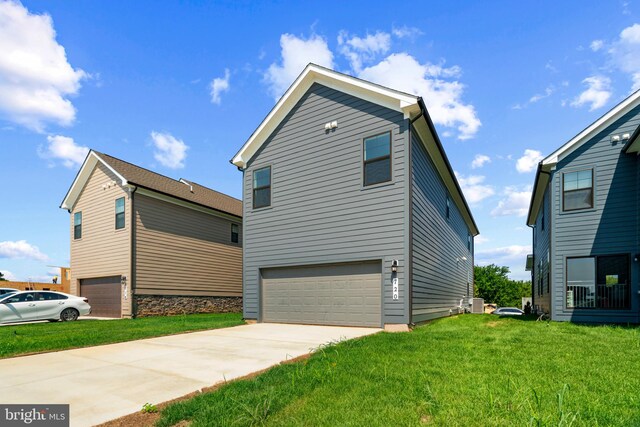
[0,288,18,297]
[0,291,91,324]
[492,307,525,316]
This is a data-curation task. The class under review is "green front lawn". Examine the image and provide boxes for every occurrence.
[0,312,243,359]
[157,315,640,427]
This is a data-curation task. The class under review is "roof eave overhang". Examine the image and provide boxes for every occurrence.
[59,151,128,211]
[526,162,552,226]
[231,64,420,169]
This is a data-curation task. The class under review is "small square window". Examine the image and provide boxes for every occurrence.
[74,212,82,240]
[231,224,239,243]
[115,197,125,230]
[363,132,391,186]
[253,166,271,209]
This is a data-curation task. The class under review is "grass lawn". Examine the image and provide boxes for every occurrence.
[0,312,243,359]
[157,315,640,427]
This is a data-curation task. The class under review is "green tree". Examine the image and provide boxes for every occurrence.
[0,271,6,281]
[474,264,531,307]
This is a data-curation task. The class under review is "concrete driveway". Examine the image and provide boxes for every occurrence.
[0,323,379,426]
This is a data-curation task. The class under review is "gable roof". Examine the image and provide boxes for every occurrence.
[231,63,479,236]
[527,89,640,225]
[231,63,421,169]
[61,151,242,218]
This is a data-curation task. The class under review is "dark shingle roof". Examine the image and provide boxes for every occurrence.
[95,151,242,218]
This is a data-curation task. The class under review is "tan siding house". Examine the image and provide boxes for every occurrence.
[61,151,242,318]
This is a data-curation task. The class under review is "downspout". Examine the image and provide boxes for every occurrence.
[129,185,137,317]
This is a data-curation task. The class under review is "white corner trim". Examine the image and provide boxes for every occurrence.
[231,64,419,168]
[543,89,640,166]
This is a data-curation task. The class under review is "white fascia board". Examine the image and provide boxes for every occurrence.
[60,151,128,210]
[543,89,640,166]
[231,64,419,168]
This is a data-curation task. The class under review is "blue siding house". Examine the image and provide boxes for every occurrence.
[231,64,478,330]
[527,91,640,324]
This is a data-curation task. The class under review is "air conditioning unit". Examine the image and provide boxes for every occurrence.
[471,298,484,314]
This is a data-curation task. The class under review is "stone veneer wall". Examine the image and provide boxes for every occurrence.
[134,295,242,317]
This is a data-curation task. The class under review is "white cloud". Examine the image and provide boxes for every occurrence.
[474,235,489,245]
[0,270,17,281]
[516,149,543,173]
[392,26,423,39]
[338,31,390,72]
[0,1,86,131]
[475,245,531,266]
[264,33,334,99]
[529,86,554,103]
[150,131,188,169]
[455,173,495,204]
[209,69,230,105]
[38,135,89,168]
[570,76,612,110]
[359,53,480,139]
[609,23,640,89]
[471,154,490,169]
[0,240,48,262]
[491,186,532,217]
[590,39,604,52]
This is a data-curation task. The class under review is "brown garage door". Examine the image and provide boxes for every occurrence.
[80,276,121,318]
[262,261,382,327]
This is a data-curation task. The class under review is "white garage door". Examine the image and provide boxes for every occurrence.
[261,261,382,327]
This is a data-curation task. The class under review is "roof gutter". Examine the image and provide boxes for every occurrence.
[526,162,551,226]
[415,97,480,236]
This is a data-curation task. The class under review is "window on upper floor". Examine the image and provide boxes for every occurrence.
[541,197,545,231]
[563,169,593,211]
[467,234,472,251]
[253,166,271,209]
[115,197,125,230]
[231,224,239,243]
[74,212,82,240]
[566,255,630,310]
[363,132,391,186]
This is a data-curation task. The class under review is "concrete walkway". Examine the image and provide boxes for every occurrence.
[0,323,379,426]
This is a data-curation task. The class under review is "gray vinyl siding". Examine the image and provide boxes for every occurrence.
[410,131,474,323]
[533,187,551,314]
[549,104,640,323]
[242,83,409,325]
[134,194,242,297]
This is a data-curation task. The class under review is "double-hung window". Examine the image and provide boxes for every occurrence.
[115,197,125,230]
[563,169,593,211]
[231,224,239,243]
[74,212,82,240]
[253,166,271,209]
[363,132,391,186]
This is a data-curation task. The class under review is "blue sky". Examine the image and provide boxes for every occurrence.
[2,0,640,281]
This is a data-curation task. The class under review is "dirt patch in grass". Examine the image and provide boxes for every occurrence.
[486,321,500,327]
[96,353,312,427]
